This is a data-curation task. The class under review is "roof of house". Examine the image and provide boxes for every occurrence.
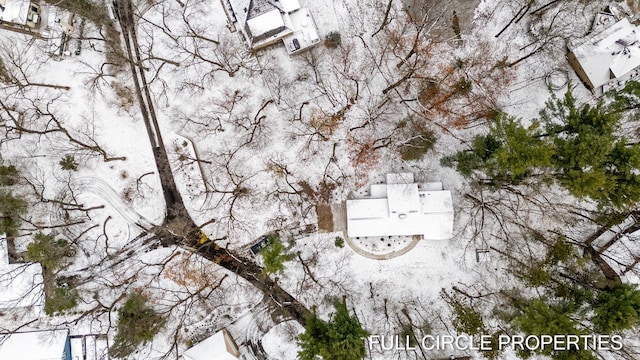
[570,18,640,88]
[346,174,454,239]
[0,0,30,25]
[229,0,284,29]
[183,329,240,360]
[0,236,45,310]
[228,0,299,48]
[280,0,300,12]
[246,8,285,37]
[0,330,69,360]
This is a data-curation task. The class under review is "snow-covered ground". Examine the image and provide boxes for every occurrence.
[0,0,638,359]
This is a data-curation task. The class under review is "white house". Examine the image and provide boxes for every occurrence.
[568,17,640,95]
[0,235,45,313]
[0,329,72,360]
[224,0,320,54]
[0,0,41,28]
[346,173,454,240]
[183,328,240,360]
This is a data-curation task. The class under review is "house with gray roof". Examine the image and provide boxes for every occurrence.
[223,0,320,54]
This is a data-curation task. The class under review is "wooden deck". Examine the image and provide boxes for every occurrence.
[315,202,347,234]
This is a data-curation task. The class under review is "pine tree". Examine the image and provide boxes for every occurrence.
[515,297,596,360]
[109,293,166,358]
[298,313,330,360]
[592,284,640,333]
[0,190,27,236]
[298,301,369,360]
[443,291,485,335]
[25,232,74,271]
[261,234,293,275]
[59,155,79,171]
[0,165,18,186]
[443,84,640,208]
[45,286,78,315]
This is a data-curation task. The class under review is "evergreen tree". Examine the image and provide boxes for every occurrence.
[59,155,79,171]
[298,301,369,360]
[45,286,79,315]
[109,293,165,358]
[25,232,74,271]
[592,283,640,333]
[443,84,640,208]
[261,234,293,275]
[0,190,27,236]
[298,312,330,360]
[515,297,596,360]
[541,90,640,207]
[443,291,485,335]
[0,164,18,186]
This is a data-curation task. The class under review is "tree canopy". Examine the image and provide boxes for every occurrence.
[442,84,640,208]
[261,234,294,275]
[0,190,27,236]
[109,293,166,358]
[592,283,640,333]
[25,232,75,271]
[298,301,370,360]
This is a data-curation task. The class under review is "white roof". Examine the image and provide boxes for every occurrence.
[571,18,640,88]
[280,0,300,12]
[183,330,239,360]
[347,198,389,220]
[227,0,249,25]
[346,174,454,239]
[0,0,29,25]
[419,191,453,213]
[0,237,45,310]
[0,330,69,360]
[246,8,284,36]
[283,7,320,54]
[347,199,453,239]
[387,183,421,215]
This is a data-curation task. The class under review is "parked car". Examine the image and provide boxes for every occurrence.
[288,38,301,52]
[250,236,271,255]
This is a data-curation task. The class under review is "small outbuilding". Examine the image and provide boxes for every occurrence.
[183,328,240,360]
[0,329,72,360]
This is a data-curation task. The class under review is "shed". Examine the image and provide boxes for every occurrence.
[0,329,71,360]
[183,328,240,360]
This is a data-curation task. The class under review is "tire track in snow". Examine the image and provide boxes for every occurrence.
[227,302,274,359]
[51,176,156,230]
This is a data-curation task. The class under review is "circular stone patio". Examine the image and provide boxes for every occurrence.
[344,234,422,260]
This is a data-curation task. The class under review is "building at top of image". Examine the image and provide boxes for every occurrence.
[568,7,640,96]
[0,0,41,29]
[223,0,320,55]
[346,173,454,240]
